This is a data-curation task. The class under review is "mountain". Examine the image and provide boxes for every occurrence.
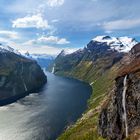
[99,43,140,140]
[0,43,21,54]
[54,36,137,76]
[0,44,47,105]
[24,52,55,69]
[53,36,139,140]
[92,36,137,52]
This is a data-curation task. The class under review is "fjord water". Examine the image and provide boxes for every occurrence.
[0,71,91,140]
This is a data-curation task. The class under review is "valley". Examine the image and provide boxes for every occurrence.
[53,36,140,140]
[0,71,91,140]
[0,0,140,140]
[0,35,140,140]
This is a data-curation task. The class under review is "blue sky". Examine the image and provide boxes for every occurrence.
[0,0,140,55]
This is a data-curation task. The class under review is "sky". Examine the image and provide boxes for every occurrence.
[0,0,140,55]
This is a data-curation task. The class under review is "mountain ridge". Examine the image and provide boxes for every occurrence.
[0,43,47,105]
[53,35,140,140]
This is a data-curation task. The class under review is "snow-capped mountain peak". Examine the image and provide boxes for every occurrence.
[59,48,79,56]
[0,43,20,54]
[92,35,138,53]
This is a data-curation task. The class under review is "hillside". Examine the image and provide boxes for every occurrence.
[0,44,47,105]
[53,36,139,140]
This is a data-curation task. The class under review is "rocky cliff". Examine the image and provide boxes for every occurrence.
[0,44,47,105]
[99,43,140,140]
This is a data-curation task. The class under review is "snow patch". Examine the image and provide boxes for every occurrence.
[60,48,80,56]
[92,36,138,53]
[0,43,20,54]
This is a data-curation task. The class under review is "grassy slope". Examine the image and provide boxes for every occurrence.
[57,61,118,140]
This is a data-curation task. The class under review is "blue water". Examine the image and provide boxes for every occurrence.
[0,72,92,140]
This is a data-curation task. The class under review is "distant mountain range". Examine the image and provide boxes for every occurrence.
[53,36,140,140]
[24,52,55,69]
[0,43,55,70]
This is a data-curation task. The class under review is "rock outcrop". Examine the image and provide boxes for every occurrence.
[0,45,47,105]
[99,43,140,140]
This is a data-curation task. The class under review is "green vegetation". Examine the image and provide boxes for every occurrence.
[57,61,118,140]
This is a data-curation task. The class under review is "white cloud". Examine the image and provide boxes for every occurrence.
[0,37,8,43]
[0,36,61,55]
[20,40,74,55]
[51,19,59,23]
[0,36,77,55]
[102,19,140,31]
[105,30,113,34]
[47,0,64,7]
[38,36,70,44]
[24,45,63,55]
[91,0,98,2]
[23,39,37,46]
[12,14,51,29]
[23,36,70,45]
[0,30,19,39]
[21,44,77,55]
[0,37,23,52]
[23,45,78,55]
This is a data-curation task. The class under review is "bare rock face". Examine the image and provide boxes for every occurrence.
[98,43,140,140]
[0,51,47,105]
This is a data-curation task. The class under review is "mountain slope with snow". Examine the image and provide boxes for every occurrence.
[0,43,21,54]
[54,35,138,75]
[92,35,138,53]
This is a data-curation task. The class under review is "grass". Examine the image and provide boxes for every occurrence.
[57,61,118,140]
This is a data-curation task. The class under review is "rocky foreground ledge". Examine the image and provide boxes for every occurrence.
[0,50,47,105]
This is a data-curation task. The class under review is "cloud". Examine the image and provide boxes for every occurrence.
[12,14,51,29]
[91,0,98,2]
[0,30,19,39]
[0,37,23,52]
[51,19,59,23]
[47,0,64,7]
[38,36,70,44]
[21,43,77,55]
[24,45,63,55]
[23,45,78,55]
[0,36,62,55]
[23,39,37,46]
[20,40,75,55]
[102,19,140,31]
[23,36,70,46]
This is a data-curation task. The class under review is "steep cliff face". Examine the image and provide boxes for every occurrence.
[0,45,47,104]
[99,43,140,140]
